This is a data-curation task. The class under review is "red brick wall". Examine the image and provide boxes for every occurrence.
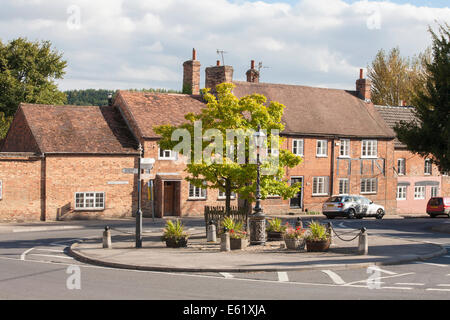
[44,155,137,220]
[0,155,42,222]
[1,107,40,153]
[262,137,397,215]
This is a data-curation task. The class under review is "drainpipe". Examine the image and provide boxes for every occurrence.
[330,138,335,196]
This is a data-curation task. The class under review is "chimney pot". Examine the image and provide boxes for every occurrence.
[182,49,201,95]
[193,48,197,61]
[216,60,221,66]
[359,68,364,79]
[251,60,255,69]
[356,68,371,102]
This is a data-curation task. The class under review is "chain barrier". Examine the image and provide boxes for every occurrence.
[328,223,364,242]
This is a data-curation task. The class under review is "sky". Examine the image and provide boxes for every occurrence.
[0,0,448,92]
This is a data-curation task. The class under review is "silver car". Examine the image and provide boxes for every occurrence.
[322,195,385,219]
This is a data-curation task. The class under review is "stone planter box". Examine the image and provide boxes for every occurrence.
[267,231,283,241]
[165,237,188,248]
[230,238,248,250]
[284,238,306,250]
[305,238,331,252]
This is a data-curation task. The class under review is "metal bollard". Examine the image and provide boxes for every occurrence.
[207,220,217,243]
[220,227,230,252]
[103,226,112,249]
[295,217,303,229]
[358,227,368,255]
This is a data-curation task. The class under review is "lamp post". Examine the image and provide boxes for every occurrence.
[250,125,266,246]
[136,143,143,248]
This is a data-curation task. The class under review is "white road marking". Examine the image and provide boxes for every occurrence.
[35,248,64,253]
[370,266,397,275]
[436,284,450,287]
[219,273,234,279]
[321,270,346,285]
[415,262,448,268]
[426,288,450,292]
[395,283,425,286]
[277,272,289,282]
[441,255,450,258]
[28,254,73,260]
[380,286,413,290]
[338,223,346,228]
[344,272,415,287]
[20,248,34,261]
[13,226,83,233]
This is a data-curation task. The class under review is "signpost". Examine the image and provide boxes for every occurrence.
[123,146,155,249]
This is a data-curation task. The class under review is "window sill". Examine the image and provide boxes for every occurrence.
[312,194,329,197]
[361,156,378,159]
[74,208,105,211]
[361,192,377,195]
[338,156,350,159]
[187,198,207,201]
[316,155,328,158]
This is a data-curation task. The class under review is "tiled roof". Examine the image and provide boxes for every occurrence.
[232,82,395,138]
[117,91,205,139]
[373,105,418,148]
[20,103,138,154]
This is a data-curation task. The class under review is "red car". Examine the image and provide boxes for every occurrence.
[426,197,450,218]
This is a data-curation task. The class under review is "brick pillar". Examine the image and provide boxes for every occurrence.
[205,61,234,92]
[246,60,259,83]
[356,68,372,102]
[182,48,201,95]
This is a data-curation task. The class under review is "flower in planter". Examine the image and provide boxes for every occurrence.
[230,229,247,239]
[266,218,287,233]
[305,221,330,242]
[161,219,189,243]
[283,223,306,240]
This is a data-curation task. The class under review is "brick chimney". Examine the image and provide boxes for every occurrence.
[246,60,259,83]
[356,68,372,102]
[205,60,233,92]
[182,48,201,95]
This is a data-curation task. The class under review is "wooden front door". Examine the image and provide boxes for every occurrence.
[163,181,175,216]
[290,177,303,208]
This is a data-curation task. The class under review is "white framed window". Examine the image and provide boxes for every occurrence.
[158,148,177,160]
[312,176,329,196]
[361,140,377,158]
[338,178,349,195]
[396,186,407,200]
[218,190,236,199]
[188,184,207,199]
[431,186,439,198]
[414,186,425,199]
[397,158,406,175]
[424,159,432,175]
[339,139,350,157]
[292,139,304,156]
[361,178,377,194]
[75,192,105,210]
[316,140,328,157]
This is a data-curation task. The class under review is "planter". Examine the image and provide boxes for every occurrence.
[267,231,283,241]
[165,237,188,248]
[230,238,248,250]
[284,238,306,250]
[305,238,331,252]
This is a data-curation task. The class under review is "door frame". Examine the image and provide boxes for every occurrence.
[289,176,304,209]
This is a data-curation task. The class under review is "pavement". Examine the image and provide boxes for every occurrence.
[69,225,447,273]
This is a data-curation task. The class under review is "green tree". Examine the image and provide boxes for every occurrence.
[154,83,302,214]
[0,38,67,119]
[395,23,450,172]
[368,47,430,106]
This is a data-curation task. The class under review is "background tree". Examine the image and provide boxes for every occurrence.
[395,23,450,172]
[368,47,430,106]
[154,83,302,214]
[0,38,67,137]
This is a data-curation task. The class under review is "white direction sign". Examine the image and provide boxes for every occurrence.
[141,158,155,170]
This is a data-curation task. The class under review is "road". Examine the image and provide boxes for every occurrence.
[0,217,449,300]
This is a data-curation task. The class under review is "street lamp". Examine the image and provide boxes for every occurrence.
[250,125,266,246]
[136,143,143,248]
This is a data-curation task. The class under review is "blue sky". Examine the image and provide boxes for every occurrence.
[0,0,448,92]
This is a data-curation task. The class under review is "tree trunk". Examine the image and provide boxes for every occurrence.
[225,179,231,215]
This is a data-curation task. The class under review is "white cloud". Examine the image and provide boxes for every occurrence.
[1,0,449,91]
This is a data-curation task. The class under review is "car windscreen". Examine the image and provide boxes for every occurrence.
[428,198,443,206]
[327,196,343,203]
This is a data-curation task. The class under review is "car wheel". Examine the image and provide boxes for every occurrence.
[356,215,363,219]
[348,209,356,219]
[429,214,436,218]
[376,209,384,219]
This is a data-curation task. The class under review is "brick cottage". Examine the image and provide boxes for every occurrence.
[0,49,443,221]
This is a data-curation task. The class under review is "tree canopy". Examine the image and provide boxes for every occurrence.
[368,47,430,106]
[395,23,450,172]
[154,83,302,213]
